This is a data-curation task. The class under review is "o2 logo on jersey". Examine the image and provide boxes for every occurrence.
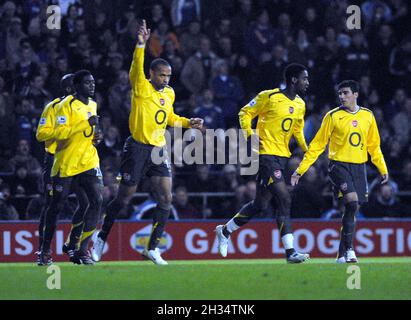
[289,107,294,114]
[352,120,358,127]
[130,224,173,254]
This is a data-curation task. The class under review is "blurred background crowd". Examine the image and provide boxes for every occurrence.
[0,0,411,221]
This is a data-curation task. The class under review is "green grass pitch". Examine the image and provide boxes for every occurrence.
[1,258,410,300]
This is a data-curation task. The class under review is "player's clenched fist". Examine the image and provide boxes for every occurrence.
[189,118,204,129]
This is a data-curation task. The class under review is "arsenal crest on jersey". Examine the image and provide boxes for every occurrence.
[289,106,294,114]
[160,98,165,106]
[352,120,358,127]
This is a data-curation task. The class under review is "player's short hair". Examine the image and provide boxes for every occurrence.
[73,69,92,86]
[284,63,307,84]
[60,73,74,91]
[150,58,171,72]
[337,80,359,93]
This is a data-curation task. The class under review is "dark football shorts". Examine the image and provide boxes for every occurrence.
[328,160,368,203]
[119,136,171,186]
[51,167,104,198]
[256,155,288,188]
[42,152,54,196]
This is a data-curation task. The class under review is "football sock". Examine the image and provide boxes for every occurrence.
[99,197,123,241]
[148,207,170,250]
[342,201,358,250]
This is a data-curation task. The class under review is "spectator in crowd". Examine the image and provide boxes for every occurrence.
[171,0,201,28]
[340,31,370,80]
[193,89,225,129]
[179,20,204,58]
[97,125,123,170]
[25,74,52,109]
[9,164,39,197]
[389,35,411,92]
[210,59,244,128]
[12,44,39,96]
[244,8,280,65]
[385,87,407,120]
[0,184,19,220]
[148,20,180,58]
[391,97,411,148]
[291,167,326,218]
[181,36,219,94]
[0,75,15,159]
[9,139,41,177]
[173,185,201,219]
[217,164,242,192]
[363,183,408,218]
[107,70,131,138]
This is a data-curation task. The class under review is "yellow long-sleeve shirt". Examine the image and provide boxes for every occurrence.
[36,97,62,154]
[296,106,388,176]
[239,88,308,157]
[51,95,100,177]
[129,45,190,147]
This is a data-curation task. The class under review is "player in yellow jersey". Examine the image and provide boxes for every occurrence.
[291,80,389,263]
[35,74,90,265]
[91,20,203,265]
[215,63,310,263]
[38,70,104,265]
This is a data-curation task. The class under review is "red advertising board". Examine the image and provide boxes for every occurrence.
[1,221,411,262]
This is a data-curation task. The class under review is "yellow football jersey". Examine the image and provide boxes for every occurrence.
[129,45,190,147]
[36,97,62,154]
[239,88,308,157]
[51,95,100,177]
[296,106,388,176]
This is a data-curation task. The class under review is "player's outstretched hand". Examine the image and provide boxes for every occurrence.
[190,118,204,129]
[381,173,389,184]
[290,172,301,186]
[93,130,103,146]
[137,19,151,45]
[88,115,99,126]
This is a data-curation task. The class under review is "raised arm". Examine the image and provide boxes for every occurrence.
[129,19,151,95]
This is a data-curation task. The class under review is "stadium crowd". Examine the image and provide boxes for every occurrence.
[0,0,411,221]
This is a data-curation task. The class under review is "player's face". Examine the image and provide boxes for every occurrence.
[296,70,309,94]
[338,87,358,107]
[151,65,172,90]
[79,75,95,97]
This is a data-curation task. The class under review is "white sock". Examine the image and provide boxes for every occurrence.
[226,219,240,234]
[282,233,294,250]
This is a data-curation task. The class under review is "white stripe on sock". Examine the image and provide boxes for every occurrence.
[282,233,294,250]
[226,219,240,233]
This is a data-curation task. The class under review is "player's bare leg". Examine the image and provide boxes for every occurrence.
[91,183,136,261]
[142,176,172,265]
[216,185,272,257]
